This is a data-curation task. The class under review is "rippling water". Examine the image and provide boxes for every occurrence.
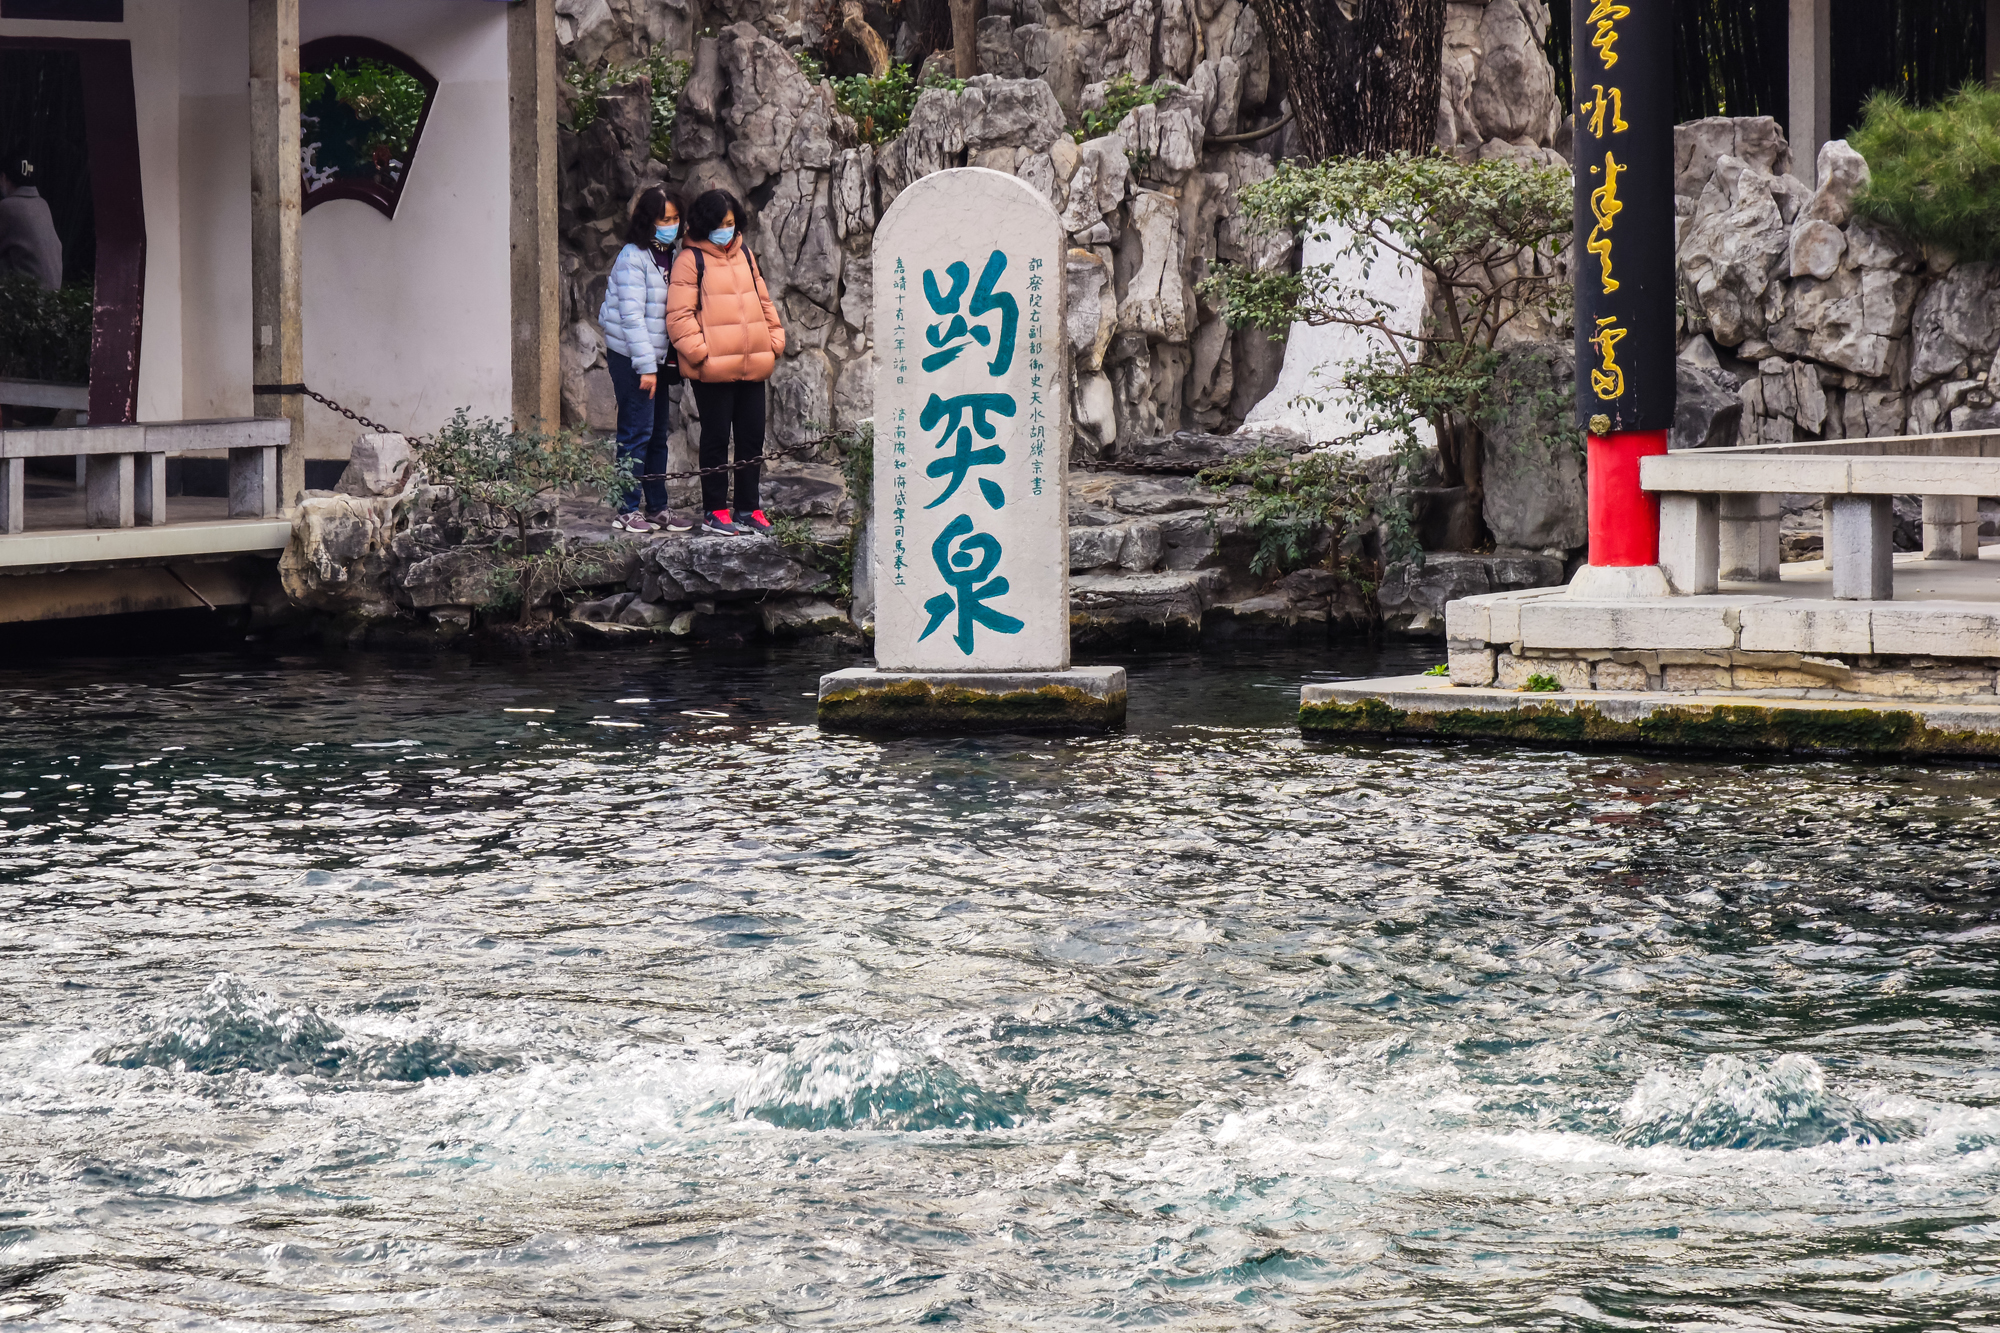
[2,640,1998,1330]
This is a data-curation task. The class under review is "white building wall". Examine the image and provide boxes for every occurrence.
[298,1,513,457]
[6,0,513,458]
[0,0,186,423]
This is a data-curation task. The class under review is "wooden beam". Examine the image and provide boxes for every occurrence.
[1789,0,1830,184]
[249,0,305,512]
[508,0,561,432]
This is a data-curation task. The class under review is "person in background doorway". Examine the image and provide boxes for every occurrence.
[666,189,785,537]
[598,184,691,534]
[0,153,62,291]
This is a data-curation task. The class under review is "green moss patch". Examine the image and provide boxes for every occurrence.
[1300,696,2000,759]
[819,679,1127,735]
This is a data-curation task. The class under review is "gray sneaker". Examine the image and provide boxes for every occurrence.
[701,509,742,535]
[649,510,693,533]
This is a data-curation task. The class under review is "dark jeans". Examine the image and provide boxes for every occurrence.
[690,379,766,515]
[606,349,671,515]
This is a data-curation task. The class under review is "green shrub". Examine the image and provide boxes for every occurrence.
[1852,83,2000,262]
[1198,151,1573,561]
[565,51,690,161]
[1076,73,1177,142]
[0,274,92,384]
[1423,662,1449,676]
[417,411,630,624]
[1198,444,1381,579]
[794,60,966,146]
[1522,672,1562,693]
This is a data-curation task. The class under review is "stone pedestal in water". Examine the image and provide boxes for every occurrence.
[818,167,1127,733]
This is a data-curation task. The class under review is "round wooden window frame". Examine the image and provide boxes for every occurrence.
[299,36,438,219]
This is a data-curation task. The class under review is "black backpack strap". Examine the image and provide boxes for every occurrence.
[692,248,705,316]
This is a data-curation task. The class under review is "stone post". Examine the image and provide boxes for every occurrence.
[1790,0,1831,186]
[1568,0,1677,601]
[818,168,1125,733]
[248,0,304,516]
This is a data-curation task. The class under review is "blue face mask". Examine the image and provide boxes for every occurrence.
[708,226,736,247]
[654,222,679,244]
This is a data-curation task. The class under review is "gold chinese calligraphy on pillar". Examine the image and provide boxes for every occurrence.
[1572,0,1672,433]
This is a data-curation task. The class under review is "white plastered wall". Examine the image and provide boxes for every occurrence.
[6,0,512,458]
[0,0,186,424]
[296,1,512,457]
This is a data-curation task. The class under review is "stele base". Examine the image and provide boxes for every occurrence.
[1567,563,1672,599]
[816,667,1128,735]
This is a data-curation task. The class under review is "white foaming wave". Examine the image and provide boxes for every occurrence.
[1072,1048,1993,1238]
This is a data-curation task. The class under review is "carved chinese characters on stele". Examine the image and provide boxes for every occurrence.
[873,168,1070,672]
[1571,0,1673,434]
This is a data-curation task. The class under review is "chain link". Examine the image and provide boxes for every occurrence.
[259,382,851,483]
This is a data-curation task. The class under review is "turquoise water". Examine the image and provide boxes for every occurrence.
[1,641,1996,1330]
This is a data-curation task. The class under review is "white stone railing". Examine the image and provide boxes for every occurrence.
[0,418,291,535]
[1640,429,2000,601]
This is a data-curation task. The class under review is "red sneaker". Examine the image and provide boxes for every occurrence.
[701,509,742,535]
[737,509,773,532]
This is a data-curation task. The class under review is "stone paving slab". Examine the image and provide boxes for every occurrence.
[1299,675,2000,759]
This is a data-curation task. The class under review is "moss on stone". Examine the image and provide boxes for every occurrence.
[1299,696,2000,758]
[819,679,1128,735]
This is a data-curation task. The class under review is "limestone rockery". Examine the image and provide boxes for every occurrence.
[537,0,1572,644]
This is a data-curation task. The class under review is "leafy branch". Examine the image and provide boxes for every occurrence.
[416,411,630,625]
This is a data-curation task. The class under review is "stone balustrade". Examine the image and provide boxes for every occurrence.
[1641,429,2000,600]
[0,418,292,535]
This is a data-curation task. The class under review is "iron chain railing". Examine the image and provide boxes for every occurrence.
[254,381,849,483]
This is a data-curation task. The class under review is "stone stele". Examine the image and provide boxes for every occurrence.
[820,167,1124,733]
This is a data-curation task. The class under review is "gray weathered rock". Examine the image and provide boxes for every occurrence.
[1675,117,1791,199]
[279,491,411,616]
[762,463,848,518]
[399,546,502,611]
[1679,155,1797,348]
[643,533,830,601]
[1070,570,1218,642]
[1674,358,1745,450]
[335,433,416,498]
[1377,552,1565,636]
[1480,342,1586,552]
[1806,139,1869,226]
[761,596,852,637]
[569,590,637,623]
[1909,262,2000,386]
[1788,218,1846,280]
[1112,425,1306,473]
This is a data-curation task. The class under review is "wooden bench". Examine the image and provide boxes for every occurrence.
[0,418,292,535]
[1640,429,2000,601]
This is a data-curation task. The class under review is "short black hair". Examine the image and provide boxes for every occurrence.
[1,154,33,188]
[688,189,742,241]
[623,185,683,246]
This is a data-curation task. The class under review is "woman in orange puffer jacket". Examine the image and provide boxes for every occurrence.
[666,189,787,536]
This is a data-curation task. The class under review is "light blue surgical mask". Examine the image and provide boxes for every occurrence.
[708,225,736,247]
[654,222,679,244]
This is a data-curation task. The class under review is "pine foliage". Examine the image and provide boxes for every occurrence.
[1852,83,2000,261]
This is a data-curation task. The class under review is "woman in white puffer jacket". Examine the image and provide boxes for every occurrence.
[597,186,690,533]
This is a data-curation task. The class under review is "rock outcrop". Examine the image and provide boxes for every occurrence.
[1676,129,1996,446]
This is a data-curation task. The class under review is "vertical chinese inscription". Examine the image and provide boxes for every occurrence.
[874,169,1070,672]
[1572,0,1672,434]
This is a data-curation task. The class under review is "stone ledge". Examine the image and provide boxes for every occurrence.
[1299,675,2000,758]
[818,666,1128,735]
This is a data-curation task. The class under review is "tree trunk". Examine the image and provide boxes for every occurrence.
[841,0,893,76]
[948,0,981,78]
[1250,0,1447,160]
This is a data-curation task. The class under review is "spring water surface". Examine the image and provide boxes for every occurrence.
[1,642,1997,1330]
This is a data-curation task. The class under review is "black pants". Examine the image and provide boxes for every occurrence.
[690,379,766,516]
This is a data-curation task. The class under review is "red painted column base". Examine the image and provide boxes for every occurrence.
[1586,429,1670,567]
